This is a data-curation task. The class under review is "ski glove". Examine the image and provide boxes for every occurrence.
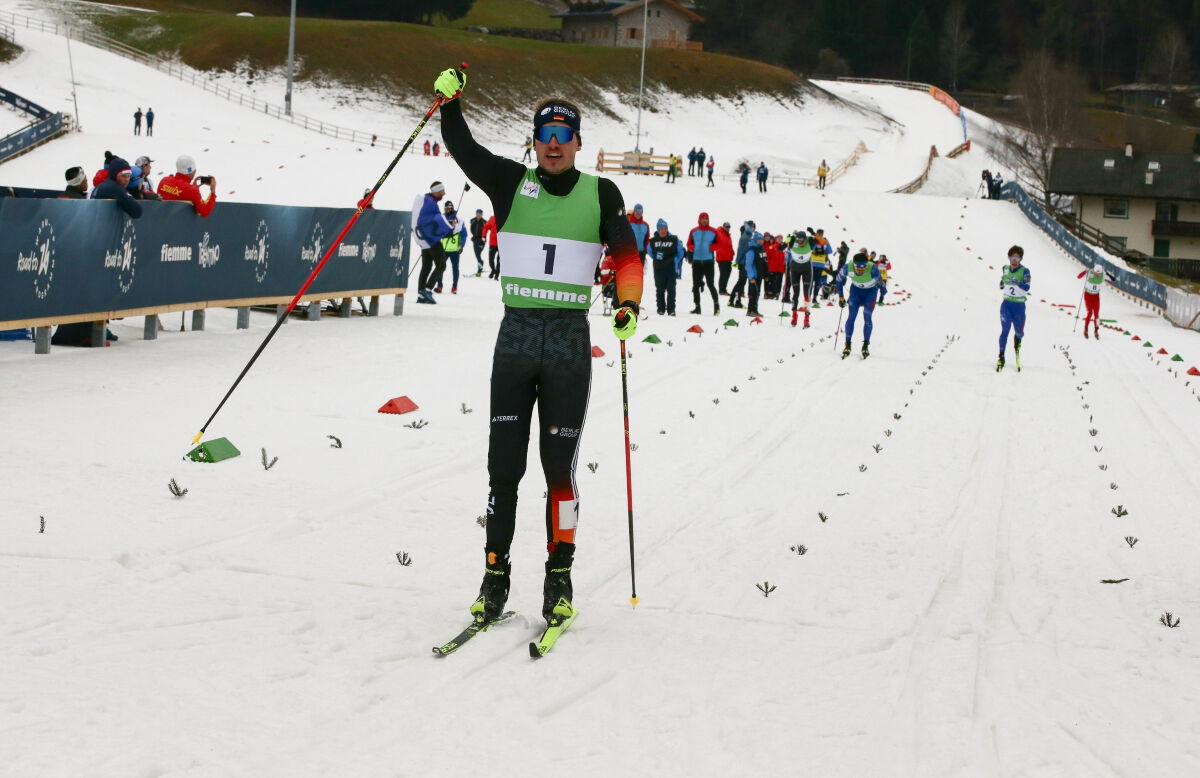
[612,304,639,341]
[434,68,467,100]
[838,297,847,308]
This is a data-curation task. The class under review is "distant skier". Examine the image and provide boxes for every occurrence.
[1076,262,1111,339]
[875,254,891,304]
[836,250,881,358]
[997,245,1031,371]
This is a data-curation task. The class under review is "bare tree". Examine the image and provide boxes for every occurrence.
[993,51,1088,207]
[940,1,973,93]
[1145,21,1191,96]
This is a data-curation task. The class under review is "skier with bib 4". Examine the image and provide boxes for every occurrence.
[435,68,643,639]
[1076,262,1109,339]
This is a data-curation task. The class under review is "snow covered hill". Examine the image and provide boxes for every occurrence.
[3,2,1199,776]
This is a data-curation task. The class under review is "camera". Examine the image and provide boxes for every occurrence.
[197,176,212,185]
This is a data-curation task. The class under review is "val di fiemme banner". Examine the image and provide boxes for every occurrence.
[1,198,411,328]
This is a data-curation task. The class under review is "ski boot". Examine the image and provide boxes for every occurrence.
[791,310,798,327]
[1014,337,1022,371]
[713,304,720,316]
[1094,324,1100,340]
[470,549,511,624]
[996,352,1005,372]
[543,542,576,626]
[689,306,702,315]
[841,340,852,359]
[1084,328,1089,339]
[861,341,870,359]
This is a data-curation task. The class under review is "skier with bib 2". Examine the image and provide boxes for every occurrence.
[435,68,643,635]
[836,250,881,358]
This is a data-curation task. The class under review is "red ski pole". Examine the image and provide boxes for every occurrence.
[191,66,467,445]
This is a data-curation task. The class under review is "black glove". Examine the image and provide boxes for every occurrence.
[838,297,846,308]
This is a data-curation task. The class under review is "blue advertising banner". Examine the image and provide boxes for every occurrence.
[0,85,52,119]
[0,198,411,327]
[1002,182,1167,309]
[0,113,64,163]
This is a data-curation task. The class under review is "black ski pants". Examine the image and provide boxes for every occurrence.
[418,244,447,292]
[789,263,812,310]
[691,261,718,309]
[486,309,591,555]
[717,261,732,294]
[653,261,677,314]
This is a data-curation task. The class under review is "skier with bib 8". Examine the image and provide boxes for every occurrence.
[434,68,644,642]
[836,250,881,358]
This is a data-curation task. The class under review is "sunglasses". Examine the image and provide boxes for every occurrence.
[534,125,576,144]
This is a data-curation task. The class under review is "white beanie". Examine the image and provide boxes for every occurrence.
[176,154,196,175]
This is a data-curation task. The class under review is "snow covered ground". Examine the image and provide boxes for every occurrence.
[3,2,1200,776]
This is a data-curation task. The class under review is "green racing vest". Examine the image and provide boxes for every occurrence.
[496,169,603,310]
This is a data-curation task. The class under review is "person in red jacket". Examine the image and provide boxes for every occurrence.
[713,220,735,294]
[482,214,500,279]
[764,233,786,300]
[157,154,216,217]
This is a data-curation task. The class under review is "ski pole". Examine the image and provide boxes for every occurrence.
[1072,285,1085,332]
[619,337,638,608]
[190,66,467,445]
[833,299,845,351]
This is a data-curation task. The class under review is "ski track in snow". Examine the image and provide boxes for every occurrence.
[3,1,1200,775]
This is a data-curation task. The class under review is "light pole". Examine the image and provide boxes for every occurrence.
[284,0,297,116]
[633,0,649,153]
[65,29,81,129]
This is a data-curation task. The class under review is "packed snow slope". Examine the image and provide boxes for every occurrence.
[3,4,1200,776]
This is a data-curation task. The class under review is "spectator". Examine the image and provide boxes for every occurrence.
[371,134,377,147]
[522,135,533,163]
[469,208,486,276]
[981,169,993,199]
[705,155,715,187]
[133,155,159,199]
[696,147,706,175]
[133,107,142,136]
[483,213,499,279]
[685,211,720,315]
[157,154,217,217]
[729,220,756,308]
[627,203,650,264]
[411,180,455,303]
[817,159,829,189]
[436,199,468,293]
[145,107,155,136]
[92,150,115,188]
[764,232,786,300]
[836,240,850,276]
[756,161,769,192]
[665,153,677,183]
[738,162,749,194]
[91,156,143,219]
[713,220,734,293]
[991,172,1004,199]
[433,140,441,156]
[648,218,684,316]
[62,165,88,198]
[687,147,697,176]
[357,188,375,209]
[423,139,431,156]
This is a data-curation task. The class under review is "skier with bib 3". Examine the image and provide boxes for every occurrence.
[435,68,643,635]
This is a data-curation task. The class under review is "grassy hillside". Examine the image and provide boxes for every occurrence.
[74,3,802,119]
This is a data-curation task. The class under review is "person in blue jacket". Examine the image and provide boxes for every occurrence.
[836,250,881,358]
[729,220,757,308]
[648,218,684,316]
[738,163,750,194]
[411,181,456,304]
[90,156,143,219]
[997,245,1031,371]
[685,211,720,315]
[756,161,769,192]
[627,203,650,265]
[742,225,764,316]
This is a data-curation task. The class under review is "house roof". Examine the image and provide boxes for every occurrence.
[1049,147,1200,202]
[1104,83,1200,94]
[555,0,704,22]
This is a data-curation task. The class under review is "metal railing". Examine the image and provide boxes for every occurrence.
[0,9,408,150]
[0,20,15,43]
